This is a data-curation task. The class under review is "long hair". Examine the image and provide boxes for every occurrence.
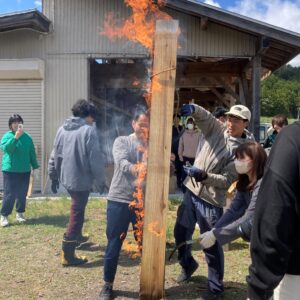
[236,141,267,192]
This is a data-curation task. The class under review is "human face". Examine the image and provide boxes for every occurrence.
[273,124,285,133]
[11,121,22,132]
[227,115,247,138]
[234,154,253,176]
[85,115,94,125]
[132,114,149,141]
[173,116,180,126]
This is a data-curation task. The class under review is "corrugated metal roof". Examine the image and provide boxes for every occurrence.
[0,9,51,33]
[166,0,300,47]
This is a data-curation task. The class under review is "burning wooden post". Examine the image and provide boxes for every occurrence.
[140,19,179,299]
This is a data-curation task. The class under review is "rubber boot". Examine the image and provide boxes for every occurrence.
[75,232,89,249]
[61,237,88,267]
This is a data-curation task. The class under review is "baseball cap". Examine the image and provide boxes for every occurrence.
[225,105,251,121]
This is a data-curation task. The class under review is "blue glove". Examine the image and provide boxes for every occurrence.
[181,104,195,116]
[183,165,207,182]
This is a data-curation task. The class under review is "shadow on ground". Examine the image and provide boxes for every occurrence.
[27,215,69,227]
[165,278,247,300]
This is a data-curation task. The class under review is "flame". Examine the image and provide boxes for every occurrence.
[101,0,173,258]
[148,221,164,238]
[122,240,140,258]
[101,0,171,52]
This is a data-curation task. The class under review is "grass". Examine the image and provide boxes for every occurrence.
[260,116,298,124]
[0,198,250,299]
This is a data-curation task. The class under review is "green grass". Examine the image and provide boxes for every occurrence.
[261,116,298,124]
[0,198,250,299]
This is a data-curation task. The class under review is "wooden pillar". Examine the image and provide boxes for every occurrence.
[140,20,179,300]
[250,55,261,141]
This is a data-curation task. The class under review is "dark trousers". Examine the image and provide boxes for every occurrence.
[174,190,224,295]
[65,190,90,239]
[104,200,137,283]
[1,171,30,216]
[174,156,183,188]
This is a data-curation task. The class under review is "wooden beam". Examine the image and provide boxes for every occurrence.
[237,77,246,105]
[250,55,261,141]
[214,76,240,102]
[140,19,179,299]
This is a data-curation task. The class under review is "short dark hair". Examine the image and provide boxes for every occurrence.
[72,99,99,119]
[272,114,288,128]
[8,114,23,129]
[213,107,228,119]
[132,104,149,121]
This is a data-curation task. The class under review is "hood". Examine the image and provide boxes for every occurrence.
[63,117,86,131]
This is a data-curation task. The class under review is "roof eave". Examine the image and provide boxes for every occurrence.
[166,0,300,49]
[0,10,51,33]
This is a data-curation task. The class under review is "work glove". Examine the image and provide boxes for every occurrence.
[180,104,195,116]
[199,230,216,249]
[183,165,208,182]
[237,218,253,242]
[51,179,59,194]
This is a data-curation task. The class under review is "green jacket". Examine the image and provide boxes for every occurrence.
[1,131,39,172]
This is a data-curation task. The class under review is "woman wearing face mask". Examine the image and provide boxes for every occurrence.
[178,117,202,166]
[178,117,202,189]
[198,141,267,249]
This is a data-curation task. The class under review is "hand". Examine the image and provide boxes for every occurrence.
[199,230,216,249]
[183,165,207,182]
[14,127,24,140]
[51,180,59,194]
[33,169,40,180]
[181,104,195,116]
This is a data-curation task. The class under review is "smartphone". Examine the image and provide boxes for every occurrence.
[18,124,23,130]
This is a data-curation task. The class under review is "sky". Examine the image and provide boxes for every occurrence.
[0,0,300,65]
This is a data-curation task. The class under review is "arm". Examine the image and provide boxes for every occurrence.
[30,140,39,170]
[0,133,21,154]
[247,126,300,299]
[203,161,238,189]
[214,183,260,245]
[178,135,184,161]
[48,149,58,180]
[192,105,224,139]
[86,128,105,191]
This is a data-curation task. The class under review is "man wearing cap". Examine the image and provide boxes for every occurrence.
[174,104,253,300]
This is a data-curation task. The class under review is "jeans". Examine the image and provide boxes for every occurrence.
[174,189,224,294]
[104,200,137,283]
[65,190,89,239]
[1,171,30,216]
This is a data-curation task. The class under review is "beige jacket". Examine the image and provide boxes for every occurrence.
[184,105,254,207]
[178,129,201,161]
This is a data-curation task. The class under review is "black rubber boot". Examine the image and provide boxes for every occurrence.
[61,236,88,267]
[75,232,89,249]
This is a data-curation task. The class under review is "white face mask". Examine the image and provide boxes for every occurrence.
[187,124,194,130]
[234,159,252,174]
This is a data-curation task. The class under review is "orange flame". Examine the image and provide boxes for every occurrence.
[122,240,140,259]
[101,0,171,52]
[148,221,164,238]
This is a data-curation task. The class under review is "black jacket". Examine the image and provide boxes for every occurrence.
[247,121,300,300]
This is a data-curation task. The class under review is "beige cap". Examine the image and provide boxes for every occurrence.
[225,105,251,121]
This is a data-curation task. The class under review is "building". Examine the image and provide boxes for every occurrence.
[0,0,300,193]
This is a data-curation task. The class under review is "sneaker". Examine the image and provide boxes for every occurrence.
[98,283,113,300]
[176,260,199,283]
[0,215,9,227]
[16,213,26,223]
